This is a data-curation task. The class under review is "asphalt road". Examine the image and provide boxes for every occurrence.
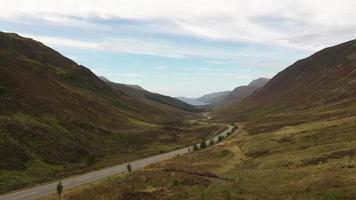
[0,124,233,200]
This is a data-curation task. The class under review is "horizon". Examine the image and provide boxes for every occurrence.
[1,0,355,97]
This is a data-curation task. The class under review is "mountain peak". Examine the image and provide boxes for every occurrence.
[248,78,270,87]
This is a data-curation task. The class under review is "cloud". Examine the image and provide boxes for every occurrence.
[1,0,355,51]
[22,34,186,58]
[19,33,251,60]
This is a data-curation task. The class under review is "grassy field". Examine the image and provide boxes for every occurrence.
[53,114,356,200]
[0,119,224,194]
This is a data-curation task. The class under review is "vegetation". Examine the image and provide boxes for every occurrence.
[55,118,356,199]
[126,164,132,174]
[0,32,226,193]
[49,39,356,200]
[193,144,199,151]
[86,154,96,166]
[56,181,63,198]
[145,93,201,112]
[200,138,207,149]
[171,179,179,187]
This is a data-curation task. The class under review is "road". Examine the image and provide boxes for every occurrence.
[0,124,233,200]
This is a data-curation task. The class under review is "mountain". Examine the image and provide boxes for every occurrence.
[213,78,269,109]
[71,39,356,200]
[99,77,200,112]
[176,97,208,106]
[248,77,270,87]
[220,39,356,132]
[178,78,269,108]
[178,91,230,106]
[99,76,146,91]
[197,91,231,104]
[0,32,201,192]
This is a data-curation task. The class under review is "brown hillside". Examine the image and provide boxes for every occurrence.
[218,39,356,132]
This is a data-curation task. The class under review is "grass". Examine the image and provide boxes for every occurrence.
[54,114,356,200]
[128,118,161,128]
[0,116,224,194]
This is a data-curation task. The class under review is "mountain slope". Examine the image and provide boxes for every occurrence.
[197,91,231,104]
[178,78,269,108]
[220,39,356,132]
[176,97,208,106]
[213,78,269,109]
[100,77,200,112]
[178,91,231,106]
[0,32,204,192]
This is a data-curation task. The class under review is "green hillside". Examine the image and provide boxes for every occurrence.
[0,32,211,193]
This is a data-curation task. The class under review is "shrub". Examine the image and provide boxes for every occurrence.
[193,144,199,151]
[171,179,179,187]
[218,135,224,142]
[127,164,132,173]
[86,154,96,166]
[224,191,231,200]
[0,132,29,170]
[208,140,215,146]
[57,181,63,197]
[200,138,207,149]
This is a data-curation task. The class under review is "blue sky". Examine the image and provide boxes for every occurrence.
[0,0,355,97]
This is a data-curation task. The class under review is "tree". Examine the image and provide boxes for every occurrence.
[56,181,63,199]
[193,144,199,151]
[208,140,215,146]
[200,138,207,149]
[127,163,132,173]
[218,135,224,142]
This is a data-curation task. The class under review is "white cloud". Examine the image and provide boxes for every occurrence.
[1,0,355,51]
[19,33,247,59]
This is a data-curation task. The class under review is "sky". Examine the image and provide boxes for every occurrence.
[0,0,355,97]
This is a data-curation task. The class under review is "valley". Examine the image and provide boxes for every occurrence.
[0,32,219,193]
[0,8,355,199]
[32,38,356,200]
[0,122,234,200]
[58,115,356,200]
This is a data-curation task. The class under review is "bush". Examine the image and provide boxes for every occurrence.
[86,154,96,166]
[57,181,63,197]
[171,179,179,187]
[218,135,224,142]
[224,191,231,200]
[0,132,29,170]
[208,140,215,146]
[127,164,132,173]
[200,138,207,149]
[193,144,199,151]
